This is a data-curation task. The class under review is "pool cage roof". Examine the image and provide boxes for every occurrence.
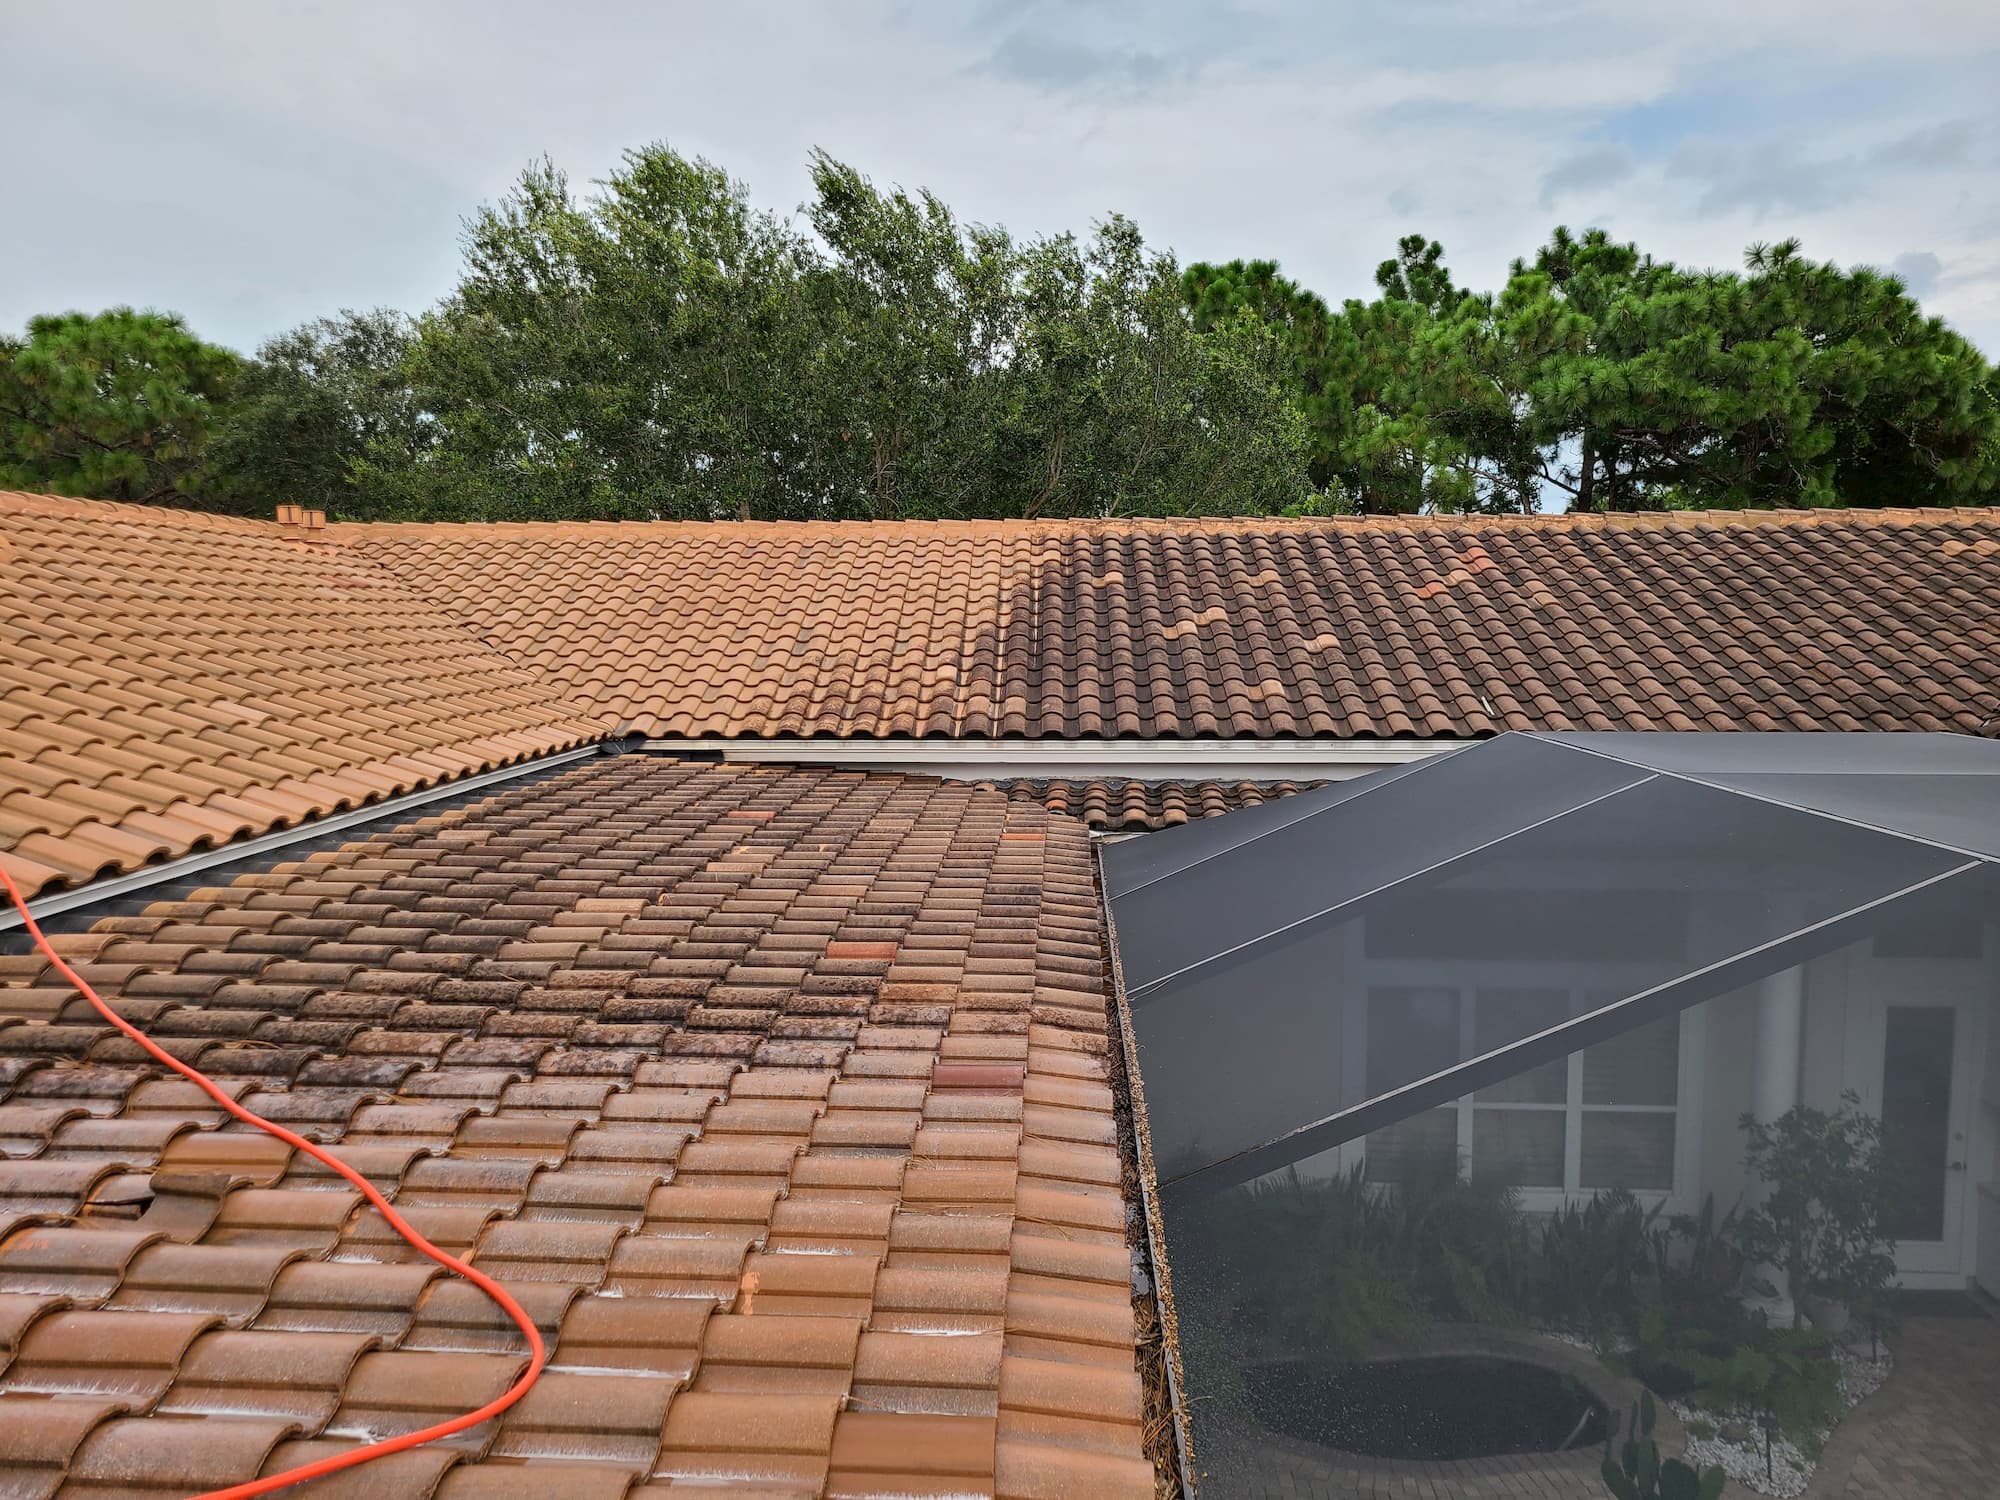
[1103,732,2000,1205]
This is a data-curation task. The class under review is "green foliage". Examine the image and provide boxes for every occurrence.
[1172,1167,1431,1369]
[1169,1164,1539,1375]
[1487,230,2000,511]
[13,155,1992,519]
[1395,1164,1538,1324]
[358,151,816,521]
[351,145,1314,521]
[1185,236,1519,514]
[1651,1193,1751,1331]
[1191,228,2000,513]
[205,310,427,517]
[1603,1394,1726,1500]
[0,308,243,507]
[1735,1095,1901,1330]
[1625,1308,1841,1445]
[1537,1189,1664,1337]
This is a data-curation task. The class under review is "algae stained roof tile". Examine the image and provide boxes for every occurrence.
[345,508,2000,746]
[0,758,1152,1494]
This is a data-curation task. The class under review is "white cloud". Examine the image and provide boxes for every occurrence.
[0,0,1994,354]
[1891,251,1946,299]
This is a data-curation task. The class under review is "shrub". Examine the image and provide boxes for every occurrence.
[1651,1193,1750,1329]
[1735,1095,1900,1330]
[1602,1393,1725,1500]
[1624,1308,1841,1445]
[1538,1189,1663,1337]
[1170,1168,1430,1365]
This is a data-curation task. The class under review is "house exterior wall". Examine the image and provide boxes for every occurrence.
[1692,933,1998,1292]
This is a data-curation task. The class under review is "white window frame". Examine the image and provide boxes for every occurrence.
[1347,961,1706,1212]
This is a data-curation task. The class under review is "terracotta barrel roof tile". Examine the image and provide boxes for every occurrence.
[0,759,1153,1493]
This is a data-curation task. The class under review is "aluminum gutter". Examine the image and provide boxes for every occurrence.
[1096,845,1199,1498]
[635,735,1458,782]
[2,745,604,931]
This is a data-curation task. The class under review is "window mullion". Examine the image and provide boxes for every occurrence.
[1457,987,1475,1178]
[1565,992,1585,1196]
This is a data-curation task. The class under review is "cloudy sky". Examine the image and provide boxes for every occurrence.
[5,0,1998,354]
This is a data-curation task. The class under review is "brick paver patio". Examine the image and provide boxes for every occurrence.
[1804,1313,2000,1499]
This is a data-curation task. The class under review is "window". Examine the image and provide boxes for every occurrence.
[1364,984,1682,1195]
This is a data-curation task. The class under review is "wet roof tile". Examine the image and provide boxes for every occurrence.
[0,759,1150,1493]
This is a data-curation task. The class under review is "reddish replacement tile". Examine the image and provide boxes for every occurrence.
[257,1437,464,1500]
[852,1329,1005,1417]
[255,1260,442,1338]
[341,1203,500,1263]
[0,1159,127,1219]
[930,1062,1026,1093]
[0,1291,70,1359]
[157,1131,294,1185]
[642,1184,779,1238]
[521,1170,659,1227]
[870,1266,1008,1335]
[206,1186,360,1252]
[823,942,898,962]
[0,1103,90,1156]
[826,1412,998,1499]
[438,1460,642,1500]
[993,1436,1156,1500]
[997,1355,1144,1454]
[552,1295,709,1380]
[603,1234,755,1304]
[764,1198,893,1257]
[405,1278,580,1356]
[1004,1291,1138,1370]
[0,1226,160,1301]
[470,1219,626,1284]
[734,1252,878,1319]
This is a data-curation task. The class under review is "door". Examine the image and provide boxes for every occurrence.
[1844,932,1986,1281]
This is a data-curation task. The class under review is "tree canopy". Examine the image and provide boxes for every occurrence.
[0,309,243,507]
[1187,228,2000,514]
[4,146,1995,520]
[341,148,1312,522]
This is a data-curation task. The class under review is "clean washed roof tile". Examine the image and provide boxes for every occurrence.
[0,493,601,898]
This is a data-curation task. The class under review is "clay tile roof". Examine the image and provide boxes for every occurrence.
[988,777,1329,831]
[0,758,1156,1497]
[11,495,2000,898]
[346,507,2000,743]
[0,492,603,899]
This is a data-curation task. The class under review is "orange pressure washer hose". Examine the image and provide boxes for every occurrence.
[0,865,548,1499]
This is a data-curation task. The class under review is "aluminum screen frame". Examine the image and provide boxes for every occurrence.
[1106,731,2000,1205]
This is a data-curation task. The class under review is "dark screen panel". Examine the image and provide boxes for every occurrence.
[1683,772,2000,860]
[1114,734,1648,993]
[1098,748,1460,900]
[1125,772,1966,1188]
